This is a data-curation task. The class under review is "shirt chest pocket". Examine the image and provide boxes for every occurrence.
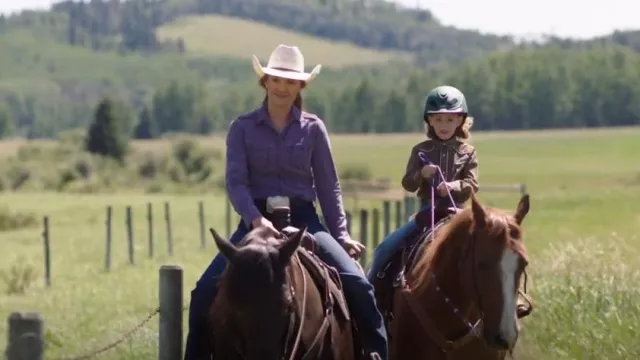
[286,141,311,171]
[452,151,472,174]
[246,143,275,173]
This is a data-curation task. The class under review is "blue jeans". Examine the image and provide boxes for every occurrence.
[367,219,418,283]
[185,200,388,360]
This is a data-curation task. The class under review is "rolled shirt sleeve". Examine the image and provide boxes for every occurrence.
[310,120,349,243]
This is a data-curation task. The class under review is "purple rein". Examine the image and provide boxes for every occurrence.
[417,151,457,230]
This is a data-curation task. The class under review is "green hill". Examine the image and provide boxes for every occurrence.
[156,15,411,68]
[0,0,637,139]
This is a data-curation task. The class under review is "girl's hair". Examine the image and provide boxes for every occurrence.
[424,115,473,141]
[259,75,306,109]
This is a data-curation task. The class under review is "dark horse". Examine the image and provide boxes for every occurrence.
[208,225,356,360]
[373,193,532,360]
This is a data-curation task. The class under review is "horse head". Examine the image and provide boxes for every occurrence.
[411,193,530,353]
[465,193,529,350]
[209,226,306,360]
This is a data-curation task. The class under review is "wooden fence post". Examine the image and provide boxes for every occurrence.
[359,209,369,267]
[520,183,528,195]
[6,312,44,360]
[403,196,412,222]
[372,208,380,249]
[42,216,50,287]
[346,211,352,234]
[395,200,402,228]
[105,206,112,272]
[159,265,183,360]
[198,201,205,249]
[225,199,231,238]
[164,202,173,256]
[126,206,134,265]
[382,200,390,237]
[148,203,154,259]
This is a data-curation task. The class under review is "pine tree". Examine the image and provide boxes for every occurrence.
[85,97,129,162]
[133,106,158,139]
[0,106,15,139]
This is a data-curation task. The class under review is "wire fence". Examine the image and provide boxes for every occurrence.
[5,183,527,359]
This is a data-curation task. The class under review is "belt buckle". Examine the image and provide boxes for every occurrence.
[266,196,290,213]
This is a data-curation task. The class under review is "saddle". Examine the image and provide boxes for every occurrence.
[264,197,386,357]
[372,207,455,328]
[281,226,351,322]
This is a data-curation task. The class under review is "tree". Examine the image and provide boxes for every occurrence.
[0,105,15,138]
[85,97,129,162]
[133,106,158,139]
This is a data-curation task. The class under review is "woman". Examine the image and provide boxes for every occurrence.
[185,44,388,360]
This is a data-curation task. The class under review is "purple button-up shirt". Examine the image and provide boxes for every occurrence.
[225,104,349,242]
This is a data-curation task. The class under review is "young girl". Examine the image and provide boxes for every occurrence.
[367,85,479,282]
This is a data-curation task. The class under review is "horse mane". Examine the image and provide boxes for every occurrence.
[410,205,524,294]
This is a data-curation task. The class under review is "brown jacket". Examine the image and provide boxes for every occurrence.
[401,138,479,208]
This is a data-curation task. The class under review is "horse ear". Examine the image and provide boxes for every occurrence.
[209,228,237,261]
[514,194,530,225]
[278,226,306,263]
[470,192,487,229]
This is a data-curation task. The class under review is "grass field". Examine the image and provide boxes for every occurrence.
[155,15,411,68]
[1,128,640,359]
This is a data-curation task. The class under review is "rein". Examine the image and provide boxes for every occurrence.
[400,152,484,355]
[284,251,335,360]
[401,151,532,356]
[286,254,308,360]
[231,249,334,360]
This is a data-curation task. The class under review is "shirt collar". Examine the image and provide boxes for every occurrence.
[256,103,302,124]
[434,136,459,148]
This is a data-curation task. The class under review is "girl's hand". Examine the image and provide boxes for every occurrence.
[420,164,439,179]
[436,182,453,196]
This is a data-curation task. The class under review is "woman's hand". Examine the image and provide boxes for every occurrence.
[341,238,366,259]
[251,216,278,233]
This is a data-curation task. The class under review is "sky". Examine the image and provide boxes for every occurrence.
[1,0,638,40]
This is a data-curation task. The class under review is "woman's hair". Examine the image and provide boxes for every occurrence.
[424,115,473,141]
[259,75,306,109]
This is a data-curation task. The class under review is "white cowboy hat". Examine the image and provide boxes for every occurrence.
[252,44,322,83]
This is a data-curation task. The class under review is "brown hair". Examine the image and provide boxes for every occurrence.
[424,115,473,141]
[259,75,306,109]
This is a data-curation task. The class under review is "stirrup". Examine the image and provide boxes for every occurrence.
[516,290,534,318]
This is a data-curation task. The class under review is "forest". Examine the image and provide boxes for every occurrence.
[0,0,638,139]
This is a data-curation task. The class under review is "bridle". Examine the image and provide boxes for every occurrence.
[397,152,530,357]
[400,226,530,357]
[230,248,335,360]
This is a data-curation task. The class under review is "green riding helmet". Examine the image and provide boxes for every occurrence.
[423,85,468,120]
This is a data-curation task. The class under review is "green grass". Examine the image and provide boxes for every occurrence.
[1,127,640,359]
[0,29,200,87]
[155,15,411,68]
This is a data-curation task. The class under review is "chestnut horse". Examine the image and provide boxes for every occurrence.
[208,226,356,360]
[387,193,531,360]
